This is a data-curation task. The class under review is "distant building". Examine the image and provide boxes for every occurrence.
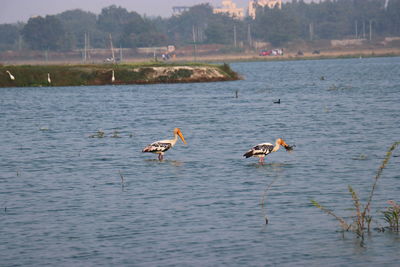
[248,0,282,19]
[213,0,245,20]
[172,6,191,16]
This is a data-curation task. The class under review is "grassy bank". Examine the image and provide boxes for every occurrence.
[0,62,240,87]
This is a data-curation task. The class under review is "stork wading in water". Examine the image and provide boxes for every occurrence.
[243,138,294,163]
[142,128,187,160]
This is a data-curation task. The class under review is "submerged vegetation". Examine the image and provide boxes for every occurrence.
[312,141,400,245]
[88,129,132,138]
[0,62,239,87]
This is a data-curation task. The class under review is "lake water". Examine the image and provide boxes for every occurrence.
[1,57,400,266]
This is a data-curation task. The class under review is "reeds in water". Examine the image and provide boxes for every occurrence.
[311,141,400,245]
[119,170,125,190]
[383,200,400,232]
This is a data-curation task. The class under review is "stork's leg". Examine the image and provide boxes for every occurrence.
[259,157,265,164]
[158,154,163,161]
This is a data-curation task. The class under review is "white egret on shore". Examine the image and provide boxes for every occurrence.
[6,70,15,80]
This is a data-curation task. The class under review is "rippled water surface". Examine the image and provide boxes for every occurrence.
[1,57,400,266]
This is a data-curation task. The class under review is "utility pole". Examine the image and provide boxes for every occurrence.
[109,34,115,63]
[369,20,373,41]
[18,35,22,50]
[197,26,203,43]
[309,23,314,41]
[84,32,87,62]
[233,24,237,48]
[192,25,197,62]
[120,44,123,62]
[363,21,366,39]
[45,49,48,63]
[355,20,358,39]
[247,24,252,48]
[87,33,90,60]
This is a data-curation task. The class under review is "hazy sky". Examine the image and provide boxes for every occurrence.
[0,0,259,24]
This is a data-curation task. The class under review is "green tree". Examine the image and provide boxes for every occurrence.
[0,24,21,51]
[96,5,167,48]
[120,16,167,47]
[97,5,132,42]
[384,0,400,35]
[22,16,66,50]
[57,9,103,49]
[254,7,300,46]
[3,0,399,51]
[166,4,215,45]
[205,15,238,45]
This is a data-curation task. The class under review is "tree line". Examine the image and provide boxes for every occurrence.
[0,0,399,51]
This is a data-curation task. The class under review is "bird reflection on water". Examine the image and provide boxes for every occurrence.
[144,159,184,167]
[249,161,291,170]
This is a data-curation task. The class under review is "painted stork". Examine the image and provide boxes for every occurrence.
[6,70,15,80]
[142,128,187,160]
[243,138,294,163]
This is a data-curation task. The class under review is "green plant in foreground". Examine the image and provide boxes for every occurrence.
[311,141,400,244]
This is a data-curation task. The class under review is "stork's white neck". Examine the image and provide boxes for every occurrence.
[272,140,281,152]
[170,133,179,147]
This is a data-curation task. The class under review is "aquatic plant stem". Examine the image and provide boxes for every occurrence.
[261,175,282,224]
[362,141,400,222]
[119,170,125,190]
[348,185,364,241]
[310,200,350,230]
[311,141,400,244]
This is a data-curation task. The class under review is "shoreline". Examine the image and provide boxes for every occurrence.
[0,63,240,88]
[172,48,400,63]
[1,48,398,87]
[1,48,399,66]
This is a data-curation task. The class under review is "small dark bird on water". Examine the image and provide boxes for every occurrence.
[273,99,280,104]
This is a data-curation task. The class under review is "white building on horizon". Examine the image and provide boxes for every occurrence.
[213,0,245,20]
[172,6,191,16]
